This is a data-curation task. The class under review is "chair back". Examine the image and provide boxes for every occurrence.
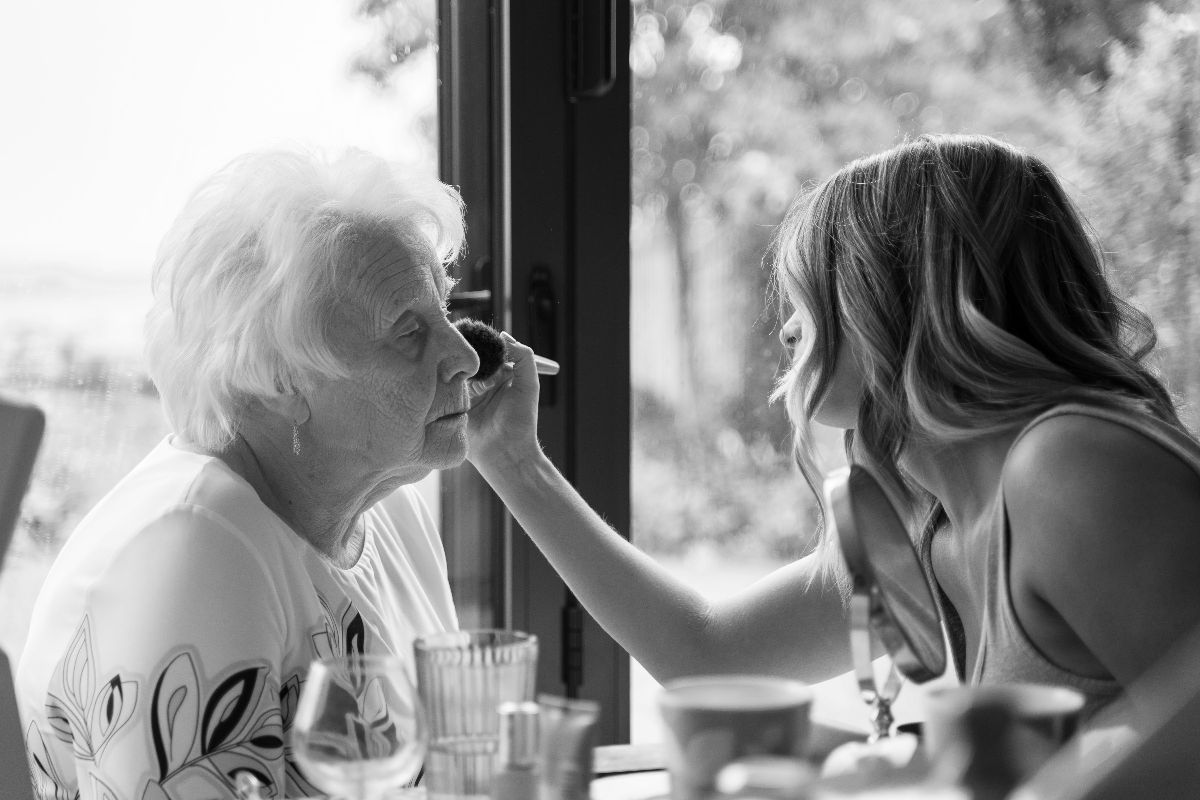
[0,395,43,572]
[0,395,45,800]
[0,651,30,799]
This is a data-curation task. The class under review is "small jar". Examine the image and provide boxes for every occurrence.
[492,701,540,800]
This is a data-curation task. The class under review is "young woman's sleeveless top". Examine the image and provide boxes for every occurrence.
[920,402,1200,723]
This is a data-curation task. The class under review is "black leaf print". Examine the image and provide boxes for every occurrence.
[149,681,171,780]
[278,674,301,729]
[26,723,74,800]
[45,701,73,745]
[352,715,370,758]
[32,752,51,781]
[36,641,289,799]
[47,625,140,764]
[47,619,97,757]
[346,612,366,656]
[149,653,200,779]
[91,675,137,755]
[60,622,95,722]
[103,678,120,723]
[201,669,258,754]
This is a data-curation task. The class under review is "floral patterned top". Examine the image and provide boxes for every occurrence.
[16,437,458,800]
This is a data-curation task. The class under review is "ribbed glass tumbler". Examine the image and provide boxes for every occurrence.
[414,630,538,800]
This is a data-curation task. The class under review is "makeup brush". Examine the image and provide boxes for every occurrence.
[454,318,560,381]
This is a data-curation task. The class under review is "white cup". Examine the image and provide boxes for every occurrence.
[657,675,813,800]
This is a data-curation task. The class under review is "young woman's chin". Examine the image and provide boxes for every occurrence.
[782,394,856,431]
[811,395,859,430]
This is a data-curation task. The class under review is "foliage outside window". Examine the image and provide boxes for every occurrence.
[629,0,1200,563]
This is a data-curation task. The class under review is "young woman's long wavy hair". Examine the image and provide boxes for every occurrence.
[770,134,1184,588]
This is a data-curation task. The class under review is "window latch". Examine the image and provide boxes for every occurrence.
[566,0,616,100]
[562,599,585,697]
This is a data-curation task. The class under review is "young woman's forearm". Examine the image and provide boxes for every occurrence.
[476,451,853,683]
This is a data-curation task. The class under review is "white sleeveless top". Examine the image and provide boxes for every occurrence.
[17,437,458,799]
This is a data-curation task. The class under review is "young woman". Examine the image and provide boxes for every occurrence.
[466,134,1200,726]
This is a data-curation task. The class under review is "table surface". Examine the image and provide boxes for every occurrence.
[263,720,869,799]
[595,743,667,776]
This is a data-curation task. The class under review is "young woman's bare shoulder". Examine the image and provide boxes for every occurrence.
[1002,411,1200,512]
[1001,410,1200,685]
[1002,413,1165,582]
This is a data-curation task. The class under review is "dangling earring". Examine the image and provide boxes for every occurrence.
[292,423,301,457]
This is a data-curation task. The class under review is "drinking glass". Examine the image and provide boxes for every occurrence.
[414,629,538,800]
[292,654,428,800]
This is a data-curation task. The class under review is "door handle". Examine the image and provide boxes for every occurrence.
[447,289,492,318]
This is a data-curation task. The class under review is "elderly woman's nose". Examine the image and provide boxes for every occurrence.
[440,321,481,380]
[779,312,802,348]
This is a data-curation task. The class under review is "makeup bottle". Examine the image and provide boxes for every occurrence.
[536,695,599,800]
[492,701,540,800]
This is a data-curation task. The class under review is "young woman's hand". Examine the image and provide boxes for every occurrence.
[465,332,543,472]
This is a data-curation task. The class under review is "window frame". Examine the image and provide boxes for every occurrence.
[436,0,632,742]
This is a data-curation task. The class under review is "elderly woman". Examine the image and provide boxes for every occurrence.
[17,149,483,799]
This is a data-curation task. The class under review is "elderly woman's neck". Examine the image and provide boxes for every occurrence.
[214,431,383,568]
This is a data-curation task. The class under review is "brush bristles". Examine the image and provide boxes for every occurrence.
[454,318,508,380]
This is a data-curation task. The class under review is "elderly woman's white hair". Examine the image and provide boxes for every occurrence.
[145,148,466,451]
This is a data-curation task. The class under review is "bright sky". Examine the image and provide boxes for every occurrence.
[0,0,436,275]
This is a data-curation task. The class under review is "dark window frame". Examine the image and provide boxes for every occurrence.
[436,0,632,743]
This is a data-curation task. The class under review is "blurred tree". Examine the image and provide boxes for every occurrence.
[630,0,1200,555]
[1071,5,1200,427]
[631,0,1077,442]
[349,0,437,88]
[1004,0,1198,82]
[343,0,442,204]
[1005,0,1153,80]
[630,0,1086,554]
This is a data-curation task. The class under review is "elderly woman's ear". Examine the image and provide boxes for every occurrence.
[256,391,311,426]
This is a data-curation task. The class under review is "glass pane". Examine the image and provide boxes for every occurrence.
[629,0,1200,741]
[0,0,439,663]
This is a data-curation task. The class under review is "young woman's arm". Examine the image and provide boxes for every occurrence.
[1004,413,1200,709]
[467,335,852,684]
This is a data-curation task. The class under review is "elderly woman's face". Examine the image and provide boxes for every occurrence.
[304,231,479,479]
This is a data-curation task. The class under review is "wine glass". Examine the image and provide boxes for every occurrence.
[292,654,428,800]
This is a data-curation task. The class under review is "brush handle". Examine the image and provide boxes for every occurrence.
[534,355,560,376]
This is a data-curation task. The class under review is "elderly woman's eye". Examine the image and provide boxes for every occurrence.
[393,321,421,340]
